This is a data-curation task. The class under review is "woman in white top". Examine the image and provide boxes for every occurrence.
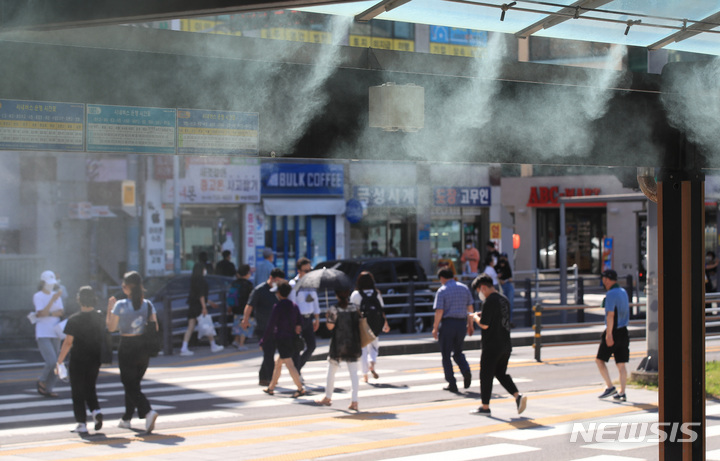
[481,255,500,289]
[33,270,64,397]
[350,271,390,383]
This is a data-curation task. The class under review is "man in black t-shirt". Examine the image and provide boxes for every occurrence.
[469,274,526,416]
[242,268,286,386]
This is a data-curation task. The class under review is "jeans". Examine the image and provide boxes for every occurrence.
[361,338,380,375]
[118,336,152,420]
[37,337,61,392]
[503,282,515,323]
[439,318,471,387]
[259,335,276,383]
[69,359,101,423]
[293,316,316,372]
[325,359,359,402]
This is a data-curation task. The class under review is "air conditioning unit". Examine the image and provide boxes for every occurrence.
[369,83,424,132]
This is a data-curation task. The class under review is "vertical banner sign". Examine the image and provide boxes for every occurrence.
[144,181,166,277]
[243,206,257,269]
[87,104,176,154]
[177,109,259,155]
[490,222,502,253]
[0,99,84,151]
[602,237,614,271]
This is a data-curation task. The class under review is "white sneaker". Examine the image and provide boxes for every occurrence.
[180,349,194,356]
[145,410,158,434]
[71,423,88,434]
[211,344,224,353]
[118,419,131,429]
[92,409,103,430]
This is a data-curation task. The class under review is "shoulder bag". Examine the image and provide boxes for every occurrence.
[359,316,377,348]
[142,301,162,357]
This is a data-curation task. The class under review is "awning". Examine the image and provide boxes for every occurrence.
[262,198,346,216]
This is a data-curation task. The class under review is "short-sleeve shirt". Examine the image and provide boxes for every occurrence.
[112,299,156,335]
[248,282,278,333]
[433,279,473,319]
[289,276,320,316]
[33,290,64,339]
[604,284,630,329]
[479,292,511,350]
[64,310,104,364]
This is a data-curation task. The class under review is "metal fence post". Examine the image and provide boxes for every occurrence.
[625,274,635,319]
[408,281,416,334]
[163,297,172,356]
[219,290,227,346]
[576,276,585,322]
[533,304,542,362]
[524,278,532,327]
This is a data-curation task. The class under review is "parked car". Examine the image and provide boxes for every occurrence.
[313,257,434,334]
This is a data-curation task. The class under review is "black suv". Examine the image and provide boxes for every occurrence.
[313,257,434,334]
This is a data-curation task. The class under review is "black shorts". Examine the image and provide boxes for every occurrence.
[596,327,629,363]
[276,338,295,359]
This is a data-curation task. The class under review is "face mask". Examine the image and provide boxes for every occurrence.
[466,244,472,249]
[478,290,487,302]
[203,269,207,276]
[707,256,713,263]
[44,282,54,292]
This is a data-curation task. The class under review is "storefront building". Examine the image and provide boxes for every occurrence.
[501,174,645,278]
[255,161,346,276]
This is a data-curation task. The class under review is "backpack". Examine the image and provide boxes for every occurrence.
[359,290,385,336]
[227,278,253,315]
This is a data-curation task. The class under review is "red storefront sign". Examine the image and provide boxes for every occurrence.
[527,186,603,207]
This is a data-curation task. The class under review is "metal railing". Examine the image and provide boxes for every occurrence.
[532,293,720,362]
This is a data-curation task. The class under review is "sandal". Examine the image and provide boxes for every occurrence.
[315,397,332,406]
[292,389,306,398]
[263,388,274,396]
[371,370,379,379]
[348,402,359,411]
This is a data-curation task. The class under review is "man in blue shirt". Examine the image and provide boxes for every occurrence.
[432,269,474,393]
[596,269,630,401]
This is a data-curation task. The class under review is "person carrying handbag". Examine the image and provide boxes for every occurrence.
[106,271,159,434]
[350,271,390,383]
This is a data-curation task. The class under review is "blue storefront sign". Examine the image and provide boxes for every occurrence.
[87,104,176,154]
[0,99,84,151]
[260,163,344,196]
[434,187,491,206]
[345,199,364,223]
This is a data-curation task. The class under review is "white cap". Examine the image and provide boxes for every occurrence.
[41,270,58,285]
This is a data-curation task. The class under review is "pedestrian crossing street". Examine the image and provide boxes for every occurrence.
[3,356,720,460]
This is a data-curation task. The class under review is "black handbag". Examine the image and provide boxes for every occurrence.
[142,301,162,357]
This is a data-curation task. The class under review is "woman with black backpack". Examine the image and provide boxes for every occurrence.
[350,271,390,383]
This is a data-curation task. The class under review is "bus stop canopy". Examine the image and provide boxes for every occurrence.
[1,1,719,57]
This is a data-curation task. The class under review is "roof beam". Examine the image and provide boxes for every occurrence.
[354,0,412,22]
[648,10,720,50]
[515,0,613,39]
[0,0,350,31]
